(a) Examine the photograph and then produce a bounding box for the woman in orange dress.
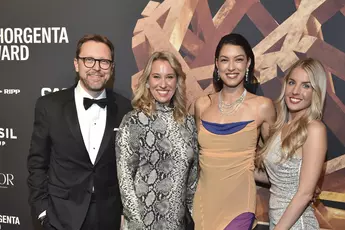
[192,33,276,230]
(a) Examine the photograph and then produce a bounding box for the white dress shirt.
[39,82,107,219]
[75,81,107,164]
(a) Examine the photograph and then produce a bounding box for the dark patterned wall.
[0,0,344,229]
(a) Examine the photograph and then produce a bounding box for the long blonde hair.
[257,58,327,166]
[132,51,187,122]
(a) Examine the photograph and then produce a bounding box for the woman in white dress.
[256,58,327,229]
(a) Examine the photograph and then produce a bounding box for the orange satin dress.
[193,120,258,230]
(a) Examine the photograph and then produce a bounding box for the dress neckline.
[155,101,174,113]
[201,119,255,126]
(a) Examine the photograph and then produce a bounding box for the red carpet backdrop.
[0,0,345,229]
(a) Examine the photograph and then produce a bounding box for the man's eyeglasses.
[77,56,113,70]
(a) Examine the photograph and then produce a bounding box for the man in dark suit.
[27,34,131,230]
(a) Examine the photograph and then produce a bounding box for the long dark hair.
[213,33,258,93]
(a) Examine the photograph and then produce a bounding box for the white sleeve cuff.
[38,210,46,219]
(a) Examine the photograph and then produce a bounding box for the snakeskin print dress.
[116,104,198,230]
[264,133,319,230]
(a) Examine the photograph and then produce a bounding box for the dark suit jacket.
[27,86,131,230]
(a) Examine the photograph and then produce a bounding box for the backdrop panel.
[130,0,345,229]
[0,0,344,230]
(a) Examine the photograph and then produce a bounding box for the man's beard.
[79,70,107,92]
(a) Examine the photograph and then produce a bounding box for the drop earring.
[217,70,220,81]
[245,69,249,82]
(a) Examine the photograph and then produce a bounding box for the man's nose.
[93,60,101,70]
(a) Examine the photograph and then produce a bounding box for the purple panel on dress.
[224,212,255,230]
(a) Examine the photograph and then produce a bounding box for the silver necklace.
[218,89,247,115]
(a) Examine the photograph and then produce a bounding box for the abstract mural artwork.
[131,1,345,229]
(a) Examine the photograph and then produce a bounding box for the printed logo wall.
[0,128,17,147]
[0,25,70,230]
[0,171,20,230]
[0,173,20,229]
[0,173,15,189]
[0,215,21,229]
[0,0,146,229]
[1,0,345,230]
[0,27,68,61]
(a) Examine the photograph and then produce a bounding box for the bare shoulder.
[307,120,326,134]
[303,120,327,158]
[195,94,212,111]
[258,96,274,110]
[248,95,276,126]
[248,95,274,112]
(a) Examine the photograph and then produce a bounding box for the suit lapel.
[63,88,89,155]
[94,90,117,165]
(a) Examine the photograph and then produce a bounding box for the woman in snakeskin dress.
[116,51,198,230]
[257,58,327,229]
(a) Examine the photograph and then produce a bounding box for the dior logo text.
[0,128,17,139]
[0,173,14,188]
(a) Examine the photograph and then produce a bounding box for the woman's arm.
[194,96,211,131]
[186,116,199,214]
[255,97,276,184]
[254,168,270,184]
[258,97,276,142]
[274,121,327,230]
[116,113,143,228]
[194,98,202,130]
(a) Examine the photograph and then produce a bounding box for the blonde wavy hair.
[257,58,327,167]
[132,51,187,123]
